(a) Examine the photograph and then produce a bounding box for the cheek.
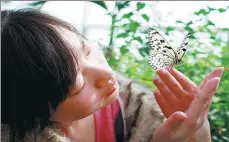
[73,93,98,107]
[75,87,104,106]
[61,92,102,118]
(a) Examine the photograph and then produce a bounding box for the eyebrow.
[71,27,87,51]
[73,32,85,52]
[80,38,85,51]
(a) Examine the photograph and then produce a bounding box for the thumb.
[202,77,220,95]
[199,67,224,90]
[157,111,187,137]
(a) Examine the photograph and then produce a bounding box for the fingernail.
[218,67,224,77]
[210,77,220,90]
[165,66,172,72]
[175,111,187,120]
[153,77,160,84]
[157,68,166,75]
[154,90,163,101]
[156,68,161,74]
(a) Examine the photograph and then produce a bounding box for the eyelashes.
[77,81,85,94]
[86,48,91,56]
[71,73,85,96]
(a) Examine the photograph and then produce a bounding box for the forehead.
[54,26,83,51]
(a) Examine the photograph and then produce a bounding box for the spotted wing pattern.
[176,33,190,60]
[148,28,190,70]
[148,28,176,70]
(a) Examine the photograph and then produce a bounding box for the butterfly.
[148,28,190,70]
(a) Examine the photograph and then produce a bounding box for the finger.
[156,68,188,99]
[153,77,177,105]
[199,67,224,90]
[154,90,174,118]
[174,78,220,138]
[165,67,198,93]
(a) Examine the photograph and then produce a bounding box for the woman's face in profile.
[50,27,119,123]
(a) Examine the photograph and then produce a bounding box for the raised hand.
[153,67,224,118]
[151,67,223,142]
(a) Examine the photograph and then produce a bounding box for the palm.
[152,67,223,142]
[153,67,223,118]
[159,90,196,118]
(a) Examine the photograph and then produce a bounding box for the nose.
[82,63,114,88]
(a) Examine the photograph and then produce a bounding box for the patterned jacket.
[1,72,165,142]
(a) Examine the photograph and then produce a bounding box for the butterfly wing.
[176,33,190,60]
[148,52,174,70]
[148,28,176,70]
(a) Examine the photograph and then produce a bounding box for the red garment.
[94,99,120,142]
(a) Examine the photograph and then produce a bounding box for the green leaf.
[133,36,143,43]
[215,120,225,126]
[28,1,47,9]
[120,46,129,54]
[210,36,216,40]
[194,9,208,15]
[176,20,184,24]
[218,8,226,13]
[184,26,194,34]
[190,34,197,39]
[139,47,149,56]
[123,12,133,19]
[136,2,145,11]
[117,1,130,11]
[221,28,229,32]
[129,21,140,32]
[117,33,128,38]
[91,1,107,10]
[207,6,216,12]
[28,1,46,6]
[187,21,193,26]
[142,14,149,22]
[165,26,174,35]
[207,20,215,26]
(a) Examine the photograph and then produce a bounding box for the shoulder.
[115,71,165,142]
[115,71,163,115]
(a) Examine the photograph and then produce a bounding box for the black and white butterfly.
[148,28,190,70]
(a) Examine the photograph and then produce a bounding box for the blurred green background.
[2,1,229,141]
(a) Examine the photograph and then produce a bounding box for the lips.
[106,81,117,96]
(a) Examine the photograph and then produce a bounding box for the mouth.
[106,80,117,96]
[104,75,118,96]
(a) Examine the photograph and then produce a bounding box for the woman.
[1,9,224,142]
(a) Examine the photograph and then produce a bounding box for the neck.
[53,114,95,141]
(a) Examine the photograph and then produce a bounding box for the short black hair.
[2,9,83,141]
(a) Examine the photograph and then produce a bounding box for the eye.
[86,48,91,56]
[77,74,85,92]
[82,41,91,56]
[70,73,85,96]
[76,83,84,94]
